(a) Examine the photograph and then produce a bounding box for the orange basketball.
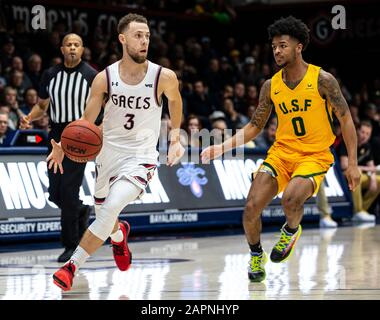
[61,119,102,163]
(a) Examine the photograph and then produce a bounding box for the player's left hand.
[345,164,361,191]
[167,141,185,167]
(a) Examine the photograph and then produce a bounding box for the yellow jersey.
[269,64,335,154]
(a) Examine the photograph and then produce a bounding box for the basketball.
[61,119,102,162]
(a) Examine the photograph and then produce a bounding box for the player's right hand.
[201,144,224,164]
[46,139,65,174]
[19,114,32,129]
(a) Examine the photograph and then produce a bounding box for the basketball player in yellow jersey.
[201,16,361,282]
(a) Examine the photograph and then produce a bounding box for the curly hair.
[268,16,310,51]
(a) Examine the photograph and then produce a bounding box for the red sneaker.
[53,261,76,291]
[111,221,132,271]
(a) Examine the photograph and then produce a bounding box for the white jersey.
[103,60,163,161]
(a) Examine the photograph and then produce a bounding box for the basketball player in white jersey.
[47,14,185,291]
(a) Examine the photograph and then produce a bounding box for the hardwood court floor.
[0,223,379,300]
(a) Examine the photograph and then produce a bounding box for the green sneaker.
[248,251,268,282]
[270,223,302,263]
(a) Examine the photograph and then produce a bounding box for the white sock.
[68,246,90,273]
[110,228,124,243]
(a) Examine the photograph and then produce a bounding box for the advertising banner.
[0,151,351,239]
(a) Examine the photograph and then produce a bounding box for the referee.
[20,34,98,262]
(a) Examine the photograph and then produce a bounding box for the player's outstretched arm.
[201,80,272,163]
[318,70,361,190]
[161,68,185,166]
[81,71,107,124]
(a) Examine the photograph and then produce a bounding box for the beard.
[126,45,147,64]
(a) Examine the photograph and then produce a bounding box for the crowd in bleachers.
[1,20,380,151]
[1,12,380,217]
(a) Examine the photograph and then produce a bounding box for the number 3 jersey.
[269,64,336,154]
[103,60,163,162]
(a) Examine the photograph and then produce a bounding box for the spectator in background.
[233,81,247,114]
[219,56,235,87]
[210,111,230,145]
[0,111,15,146]
[187,80,215,126]
[26,54,43,89]
[339,121,378,222]
[204,58,223,95]
[247,105,256,119]
[32,111,50,133]
[1,35,16,70]
[229,49,242,74]
[222,98,249,130]
[82,47,95,69]
[180,114,203,148]
[2,86,24,130]
[239,56,258,86]
[246,84,259,107]
[0,61,7,90]
[20,88,38,115]
[254,117,277,150]
[8,70,30,103]
[222,84,234,100]
[363,103,380,138]
[349,104,360,128]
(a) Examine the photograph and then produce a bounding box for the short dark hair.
[268,16,310,51]
[359,120,373,129]
[117,13,148,34]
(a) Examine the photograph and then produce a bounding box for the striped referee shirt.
[38,61,97,124]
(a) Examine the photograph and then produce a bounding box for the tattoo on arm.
[318,70,349,118]
[250,80,272,129]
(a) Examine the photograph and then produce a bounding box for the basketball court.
[1,223,379,300]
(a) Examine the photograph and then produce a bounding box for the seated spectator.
[0,61,7,90]
[1,86,25,130]
[349,104,360,128]
[233,81,247,114]
[246,84,258,107]
[254,117,277,150]
[210,114,230,145]
[1,35,16,71]
[339,121,379,222]
[239,56,259,86]
[222,98,249,130]
[26,54,42,89]
[0,111,15,146]
[32,111,50,133]
[363,103,380,137]
[204,58,223,95]
[20,88,38,115]
[247,105,256,119]
[187,80,216,127]
[180,114,203,148]
[8,70,30,103]
[219,56,235,87]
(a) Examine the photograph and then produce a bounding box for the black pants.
[48,123,88,249]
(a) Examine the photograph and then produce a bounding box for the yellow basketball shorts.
[257,146,334,195]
